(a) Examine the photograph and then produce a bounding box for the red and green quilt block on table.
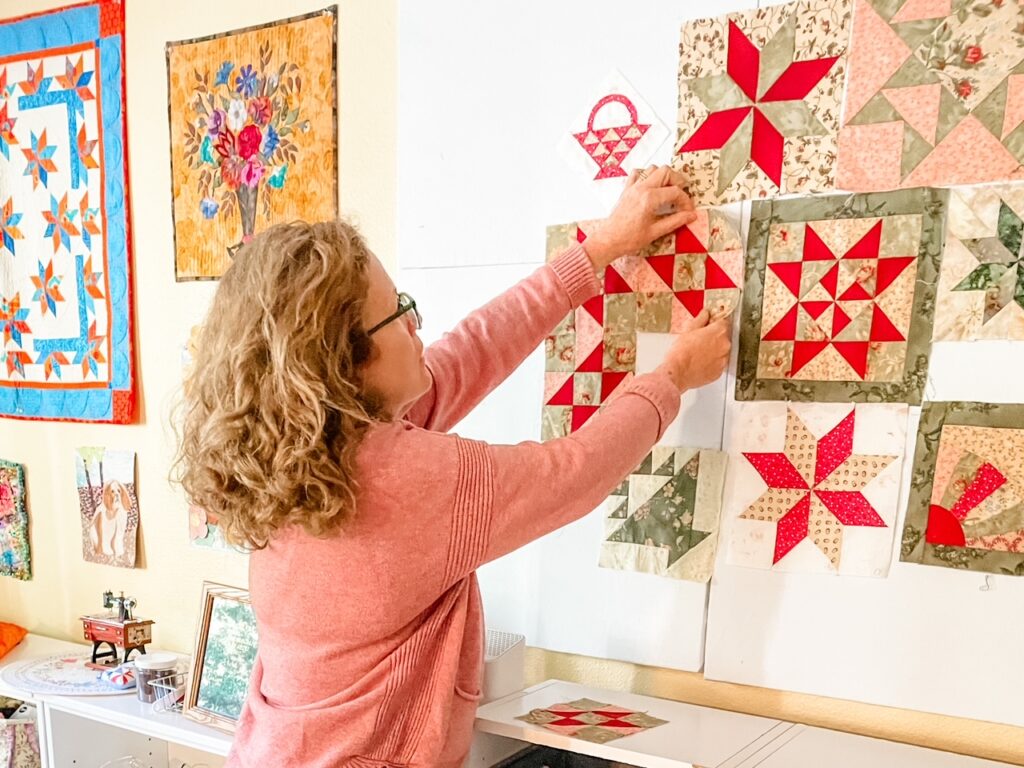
[542,210,742,440]
[902,402,1024,576]
[599,446,728,583]
[675,0,853,205]
[515,698,668,745]
[736,188,945,405]
[838,0,1024,191]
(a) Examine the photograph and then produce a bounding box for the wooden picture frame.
[183,582,258,732]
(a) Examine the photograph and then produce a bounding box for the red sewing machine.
[80,590,154,668]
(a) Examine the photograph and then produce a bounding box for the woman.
[178,166,731,767]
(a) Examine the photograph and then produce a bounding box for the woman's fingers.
[651,208,698,240]
[624,168,644,189]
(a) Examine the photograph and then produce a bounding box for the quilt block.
[736,188,945,404]
[838,0,1024,190]
[675,0,853,205]
[542,210,742,439]
[902,402,1024,576]
[0,1,134,422]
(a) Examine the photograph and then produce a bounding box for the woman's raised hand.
[583,165,698,272]
[656,309,732,393]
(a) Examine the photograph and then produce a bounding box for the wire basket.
[148,669,187,714]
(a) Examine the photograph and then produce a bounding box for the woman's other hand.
[656,309,732,393]
[584,165,698,271]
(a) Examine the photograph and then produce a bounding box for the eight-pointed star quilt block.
[725,401,908,577]
[902,402,1024,577]
[542,210,743,440]
[737,188,945,404]
[675,0,853,205]
[839,0,1024,190]
[599,446,728,583]
[0,1,135,422]
[934,183,1024,341]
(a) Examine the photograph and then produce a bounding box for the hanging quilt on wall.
[675,0,853,205]
[557,70,669,206]
[599,446,727,582]
[901,401,1024,576]
[934,183,1024,341]
[725,401,908,576]
[0,1,135,422]
[167,7,338,280]
[838,0,1024,190]
[0,459,30,580]
[75,447,138,568]
[542,210,743,440]
[735,188,945,405]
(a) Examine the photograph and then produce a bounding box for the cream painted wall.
[2,2,1023,766]
[0,0,396,655]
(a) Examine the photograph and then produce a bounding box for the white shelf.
[474,680,792,768]
[0,634,232,757]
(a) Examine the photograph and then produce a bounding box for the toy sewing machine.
[80,590,155,668]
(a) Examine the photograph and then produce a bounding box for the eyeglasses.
[366,292,422,336]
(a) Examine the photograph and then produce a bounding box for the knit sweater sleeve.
[367,370,682,588]
[404,244,600,433]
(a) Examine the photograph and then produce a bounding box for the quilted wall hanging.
[934,182,1024,341]
[838,0,1024,191]
[725,401,908,576]
[902,401,1024,577]
[0,0,135,422]
[675,0,853,205]
[166,7,338,280]
[542,209,743,440]
[599,446,728,582]
[736,187,946,405]
[0,459,30,580]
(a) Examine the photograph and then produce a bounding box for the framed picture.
[183,582,259,732]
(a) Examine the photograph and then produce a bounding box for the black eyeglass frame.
[366,292,422,336]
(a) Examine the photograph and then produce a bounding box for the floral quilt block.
[675,0,853,205]
[542,210,742,439]
[599,446,727,582]
[0,459,30,580]
[934,183,1024,341]
[902,402,1024,576]
[0,1,135,422]
[736,188,945,404]
[725,402,908,576]
[167,7,338,280]
[516,698,668,744]
[838,0,1024,190]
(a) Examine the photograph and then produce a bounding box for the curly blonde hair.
[175,220,382,549]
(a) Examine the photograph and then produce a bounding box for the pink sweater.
[226,244,681,767]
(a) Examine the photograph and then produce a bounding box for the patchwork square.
[516,698,668,744]
[838,0,1024,190]
[0,459,30,580]
[934,183,1024,341]
[599,446,727,582]
[543,209,742,439]
[902,402,1024,576]
[726,401,908,576]
[0,1,135,422]
[736,188,945,404]
[675,0,853,205]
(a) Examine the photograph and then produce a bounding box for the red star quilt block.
[675,0,853,205]
[902,402,1024,577]
[726,402,907,576]
[516,698,668,744]
[542,210,742,440]
[934,183,1024,341]
[736,189,945,405]
[838,0,1024,191]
